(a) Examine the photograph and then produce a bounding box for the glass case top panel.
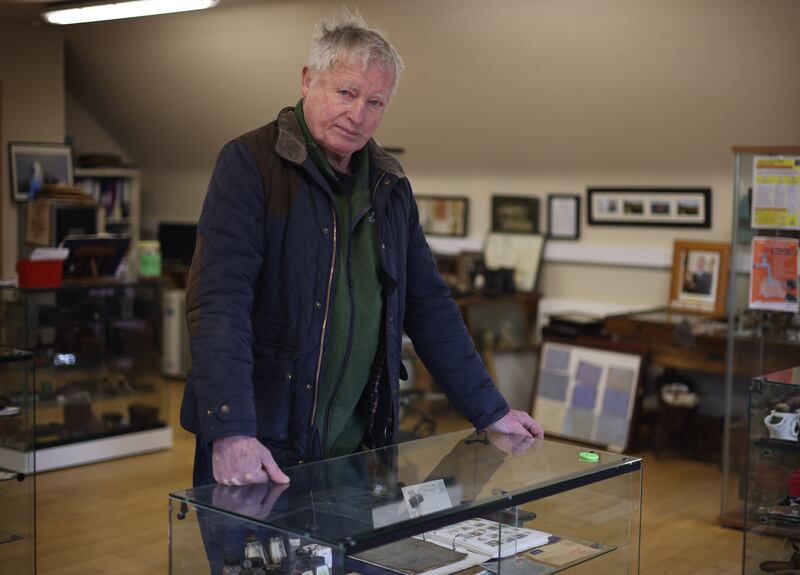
[759,366,800,386]
[171,429,640,550]
[0,348,33,364]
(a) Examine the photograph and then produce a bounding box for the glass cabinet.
[0,282,171,472]
[720,146,800,528]
[744,367,800,573]
[0,348,36,574]
[170,429,642,574]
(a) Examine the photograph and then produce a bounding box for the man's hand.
[487,410,544,439]
[212,435,290,485]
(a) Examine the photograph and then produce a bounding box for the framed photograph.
[669,240,730,317]
[416,195,468,237]
[9,141,73,202]
[587,187,711,228]
[491,195,540,234]
[483,232,545,292]
[547,194,580,240]
[531,338,646,453]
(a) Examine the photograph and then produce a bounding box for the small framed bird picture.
[8,141,73,202]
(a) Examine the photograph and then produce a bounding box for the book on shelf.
[74,177,131,219]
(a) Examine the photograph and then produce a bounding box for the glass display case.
[720,146,800,528]
[170,429,642,574]
[0,348,36,574]
[743,367,800,573]
[0,282,171,472]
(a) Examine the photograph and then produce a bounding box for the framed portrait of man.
[669,240,730,317]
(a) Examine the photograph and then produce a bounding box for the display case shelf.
[170,429,642,574]
[752,438,800,454]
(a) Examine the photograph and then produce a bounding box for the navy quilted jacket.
[180,108,509,467]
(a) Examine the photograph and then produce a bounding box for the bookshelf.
[73,167,141,243]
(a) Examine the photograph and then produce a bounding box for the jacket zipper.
[309,205,337,430]
[372,172,397,441]
[321,198,355,452]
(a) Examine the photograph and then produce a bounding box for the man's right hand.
[212,435,290,485]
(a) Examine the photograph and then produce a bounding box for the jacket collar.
[275,107,405,179]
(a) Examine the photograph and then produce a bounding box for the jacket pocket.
[252,356,295,442]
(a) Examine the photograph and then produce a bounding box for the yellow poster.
[752,156,800,229]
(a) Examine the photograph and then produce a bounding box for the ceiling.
[5,0,800,177]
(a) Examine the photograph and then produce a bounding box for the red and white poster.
[749,237,799,312]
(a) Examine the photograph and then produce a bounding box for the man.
[182,11,543,488]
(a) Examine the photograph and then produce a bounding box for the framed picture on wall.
[531,339,646,453]
[8,141,74,202]
[491,195,540,234]
[587,187,711,228]
[416,195,469,237]
[483,232,545,292]
[547,194,580,240]
[668,239,730,317]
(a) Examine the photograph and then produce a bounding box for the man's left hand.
[487,410,544,439]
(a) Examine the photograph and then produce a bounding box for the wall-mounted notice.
[751,156,800,230]
[749,237,799,313]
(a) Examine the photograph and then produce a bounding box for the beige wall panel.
[0,22,64,277]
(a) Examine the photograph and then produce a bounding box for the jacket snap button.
[381,243,386,250]
[286,373,293,380]
[306,384,311,390]
[322,226,329,234]
[298,459,304,464]
[220,405,230,414]
[206,409,213,416]
[314,301,322,309]
[383,179,390,185]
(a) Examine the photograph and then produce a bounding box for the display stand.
[169,429,642,574]
[719,146,800,528]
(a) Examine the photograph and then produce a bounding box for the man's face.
[301,59,394,170]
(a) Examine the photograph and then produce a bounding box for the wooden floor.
[34,380,742,574]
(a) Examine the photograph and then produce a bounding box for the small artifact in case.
[128,403,160,427]
[64,401,93,432]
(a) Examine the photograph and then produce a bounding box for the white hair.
[307,8,405,95]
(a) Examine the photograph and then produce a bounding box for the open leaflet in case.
[169,429,641,574]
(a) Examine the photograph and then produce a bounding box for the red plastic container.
[16,259,63,289]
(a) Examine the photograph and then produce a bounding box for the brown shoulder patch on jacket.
[238,121,304,218]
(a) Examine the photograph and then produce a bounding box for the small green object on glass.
[579,451,599,462]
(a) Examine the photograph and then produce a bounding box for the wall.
[65,92,132,162]
[0,22,64,277]
[60,0,800,310]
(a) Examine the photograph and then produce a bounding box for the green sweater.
[295,100,384,457]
